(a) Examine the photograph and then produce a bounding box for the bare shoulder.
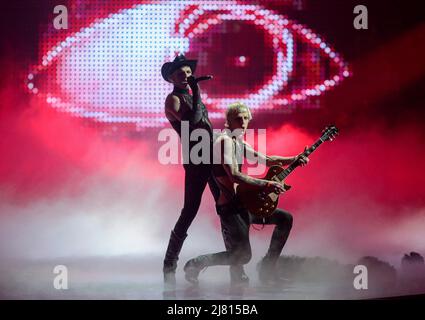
[165,94,181,121]
[165,94,180,110]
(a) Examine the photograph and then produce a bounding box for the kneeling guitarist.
[184,102,309,285]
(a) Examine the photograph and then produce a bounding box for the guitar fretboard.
[275,138,325,181]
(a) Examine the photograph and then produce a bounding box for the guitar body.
[236,166,292,218]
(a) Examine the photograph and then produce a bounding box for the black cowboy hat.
[161,55,197,82]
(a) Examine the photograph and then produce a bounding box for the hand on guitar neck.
[267,146,310,167]
[293,146,310,167]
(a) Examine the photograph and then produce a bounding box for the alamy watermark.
[353,264,368,290]
[53,265,69,290]
[353,5,368,30]
[158,121,268,175]
[53,5,68,30]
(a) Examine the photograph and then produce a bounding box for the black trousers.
[173,164,220,238]
[194,199,293,268]
[250,207,293,263]
[164,164,220,269]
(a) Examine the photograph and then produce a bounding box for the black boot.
[230,265,249,285]
[257,256,290,285]
[163,231,187,287]
[257,222,291,284]
[183,255,210,285]
[257,255,277,284]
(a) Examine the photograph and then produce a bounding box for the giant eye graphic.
[26,1,350,130]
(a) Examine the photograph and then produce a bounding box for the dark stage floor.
[1,256,421,300]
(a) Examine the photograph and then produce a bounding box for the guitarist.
[184,102,309,285]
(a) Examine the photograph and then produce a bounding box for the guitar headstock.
[321,125,339,142]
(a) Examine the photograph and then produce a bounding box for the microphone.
[195,75,213,82]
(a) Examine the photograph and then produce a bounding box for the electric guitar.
[236,125,338,218]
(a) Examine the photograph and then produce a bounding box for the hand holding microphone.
[187,75,213,91]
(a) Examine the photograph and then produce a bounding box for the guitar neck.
[275,137,325,181]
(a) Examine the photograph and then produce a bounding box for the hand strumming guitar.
[264,181,286,194]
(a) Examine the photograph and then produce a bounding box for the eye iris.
[187,20,274,98]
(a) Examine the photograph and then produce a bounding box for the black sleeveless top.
[168,86,213,165]
[168,87,212,135]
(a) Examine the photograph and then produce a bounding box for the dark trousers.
[194,200,293,268]
[173,164,220,238]
[210,203,252,266]
[250,208,293,264]
[164,164,220,269]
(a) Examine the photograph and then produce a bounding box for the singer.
[160,55,220,287]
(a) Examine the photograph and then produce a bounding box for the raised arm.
[180,75,203,125]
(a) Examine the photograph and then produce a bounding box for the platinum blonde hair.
[225,102,252,128]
